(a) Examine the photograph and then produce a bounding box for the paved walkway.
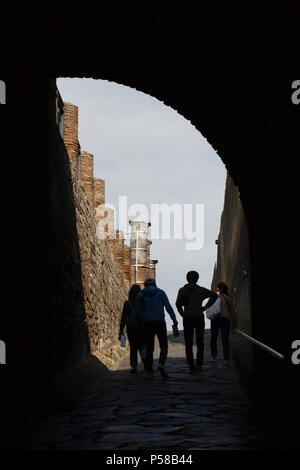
[30,331,265,450]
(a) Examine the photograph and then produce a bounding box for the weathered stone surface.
[71,171,128,353]
[211,173,253,392]
[48,91,130,407]
[30,332,266,450]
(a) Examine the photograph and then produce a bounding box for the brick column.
[63,102,79,174]
[94,178,105,210]
[107,230,125,274]
[123,246,131,290]
[149,259,158,281]
[80,151,94,209]
[129,221,151,287]
[95,206,115,238]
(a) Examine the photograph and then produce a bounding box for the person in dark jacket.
[119,284,147,374]
[176,271,218,375]
[135,278,178,378]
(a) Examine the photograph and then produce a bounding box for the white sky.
[57,78,227,331]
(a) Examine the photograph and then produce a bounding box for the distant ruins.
[57,87,158,290]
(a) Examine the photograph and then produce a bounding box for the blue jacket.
[135,285,177,324]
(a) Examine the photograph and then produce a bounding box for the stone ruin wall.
[61,98,157,370]
[62,100,129,366]
[71,169,128,353]
[211,173,253,391]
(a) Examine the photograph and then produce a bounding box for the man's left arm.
[202,289,218,311]
[175,289,184,317]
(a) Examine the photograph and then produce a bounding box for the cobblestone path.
[30,331,265,450]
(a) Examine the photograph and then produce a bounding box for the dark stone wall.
[48,79,91,375]
[48,79,128,396]
[212,174,253,392]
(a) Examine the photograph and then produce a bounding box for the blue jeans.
[210,316,231,361]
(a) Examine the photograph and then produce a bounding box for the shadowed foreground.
[30,331,265,450]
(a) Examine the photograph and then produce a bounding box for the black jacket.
[120,299,143,332]
[176,283,218,318]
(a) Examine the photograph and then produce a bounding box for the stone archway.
[47,5,300,447]
[1,3,299,449]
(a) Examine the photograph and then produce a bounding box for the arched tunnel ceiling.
[46,4,298,226]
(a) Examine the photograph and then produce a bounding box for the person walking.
[119,284,147,374]
[176,271,218,375]
[135,278,178,378]
[210,282,237,368]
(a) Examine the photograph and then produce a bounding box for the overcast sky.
[57,78,227,330]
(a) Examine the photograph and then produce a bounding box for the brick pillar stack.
[107,230,125,274]
[103,208,115,236]
[149,259,158,281]
[95,206,115,238]
[62,98,157,293]
[94,178,105,210]
[63,102,79,174]
[123,246,131,290]
[80,151,94,209]
[129,221,151,287]
[130,263,146,286]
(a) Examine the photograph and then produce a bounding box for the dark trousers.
[143,321,168,371]
[210,316,231,361]
[127,328,147,369]
[183,315,205,369]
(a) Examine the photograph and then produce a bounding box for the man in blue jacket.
[136,277,178,378]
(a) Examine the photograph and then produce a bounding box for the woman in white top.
[210,282,237,367]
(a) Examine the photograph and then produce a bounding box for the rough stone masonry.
[55,88,159,394]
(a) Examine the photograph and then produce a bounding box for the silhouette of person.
[135,277,178,378]
[210,282,238,368]
[176,271,218,375]
[119,284,147,374]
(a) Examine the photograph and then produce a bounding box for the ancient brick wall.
[93,177,105,209]
[49,84,129,399]
[107,230,125,276]
[72,175,128,352]
[49,94,89,377]
[80,151,94,209]
[63,102,79,173]
[123,246,131,290]
[61,97,158,333]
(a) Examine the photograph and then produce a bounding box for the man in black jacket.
[176,271,218,375]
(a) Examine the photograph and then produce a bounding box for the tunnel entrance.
[56,76,230,334]
[43,77,260,449]
[1,3,298,451]
[45,59,298,448]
